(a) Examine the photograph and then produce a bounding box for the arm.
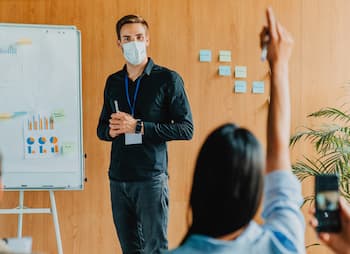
[143,73,193,142]
[107,73,193,142]
[97,77,114,141]
[262,7,305,253]
[265,7,293,173]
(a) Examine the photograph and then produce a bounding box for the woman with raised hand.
[166,7,305,254]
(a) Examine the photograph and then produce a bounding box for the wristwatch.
[135,119,142,134]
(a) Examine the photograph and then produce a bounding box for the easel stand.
[0,190,63,254]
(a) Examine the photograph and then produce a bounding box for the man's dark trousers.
[110,173,169,254]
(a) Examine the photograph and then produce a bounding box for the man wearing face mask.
[97,15,193,254]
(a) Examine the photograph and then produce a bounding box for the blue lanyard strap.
[124,74,142,117]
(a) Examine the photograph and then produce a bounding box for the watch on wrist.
[135,119,142,134]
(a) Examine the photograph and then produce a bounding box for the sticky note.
[219,50,232,62]
[218,66,231,76]
[16,39,32,45]
[0,112,26,119]
[52,109,65,121]
[235,66,247,78]
[234,81,247,93]
[199,49,212,62]
[13,112,27,117]
[62,143,75,155]
[252,81,265,94]
[0,113,12,119]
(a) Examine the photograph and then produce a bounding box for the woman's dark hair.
[116,14,149,40]
[187,123,264,238]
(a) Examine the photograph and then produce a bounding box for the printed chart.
[24,113,60,159]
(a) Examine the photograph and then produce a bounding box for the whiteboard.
[0,23,83,190]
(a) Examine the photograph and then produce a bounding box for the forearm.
[266,63,291,172]
[143,120,193,142]
[97,120,113,141]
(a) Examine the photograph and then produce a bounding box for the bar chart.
[24,113,60,159]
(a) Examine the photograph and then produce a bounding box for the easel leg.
[17,190,24,238]
[50,191,63,254]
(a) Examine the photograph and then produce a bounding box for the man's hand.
[109,112,137,138]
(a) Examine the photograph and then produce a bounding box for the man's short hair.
[116,14,149,40]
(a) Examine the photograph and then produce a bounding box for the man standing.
[97,15,193,254]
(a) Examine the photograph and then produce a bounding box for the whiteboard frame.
[0,23,84,191]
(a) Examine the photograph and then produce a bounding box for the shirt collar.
[122,57,154,77]
[143,57,154,75]
[186,221,263,247]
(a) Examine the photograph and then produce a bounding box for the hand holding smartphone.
[315,174,341,232]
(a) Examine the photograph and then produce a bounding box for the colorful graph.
[0,45,17,55]
[27,114,54,131]
[50,136,58,144]
[26,137,36,155]
[38,137,46,145]
[24,113,60,159]
[26,137,35,145]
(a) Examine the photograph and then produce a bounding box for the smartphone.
[315,174,341,232]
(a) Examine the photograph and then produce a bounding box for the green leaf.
[308,107,350,122]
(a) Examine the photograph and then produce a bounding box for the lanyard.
[124,74,141,117]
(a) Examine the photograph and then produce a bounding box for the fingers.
[339,197,350,218]
[109,129,119,138]
[110,112,129,120]
[266,7,277,40]
[319,233,331,243]
[260,27,269,48]
[109,111,136,135]
[318,232,344,254]
[309,217,318,228]
[308,206,319,229]
[276,22,294,45]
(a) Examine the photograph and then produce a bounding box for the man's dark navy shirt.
[97,58,193,181]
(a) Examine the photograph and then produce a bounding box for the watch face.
[136,120,142,133]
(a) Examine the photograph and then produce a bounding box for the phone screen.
[315,175,341,232]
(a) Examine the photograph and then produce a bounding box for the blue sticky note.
[252,81,265,94]
[234,81,247,93]
[13,112,27,117]
[199,49,212,62]
[218,66,231,76]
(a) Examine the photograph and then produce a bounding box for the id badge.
[125,133,142,145]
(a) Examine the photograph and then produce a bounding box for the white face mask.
[122,41,147,65]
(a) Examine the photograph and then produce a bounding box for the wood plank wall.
[1,1,350,253]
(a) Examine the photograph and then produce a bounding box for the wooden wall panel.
[0,1,348,253]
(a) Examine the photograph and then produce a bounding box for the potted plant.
[290,107,350,203]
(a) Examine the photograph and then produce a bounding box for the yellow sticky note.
[16,38,32,45]
[52,109,65,121]
[235,66,247,78]
[219,50,232,62]
[0,113,12,119]
[62,143,75,155]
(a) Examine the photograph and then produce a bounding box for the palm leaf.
[291,105,350,204]
[308,107,350,122]
[291,125,350,154]
[292,158,321,181]
[306,243,321,249]
[302,195,315,207]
